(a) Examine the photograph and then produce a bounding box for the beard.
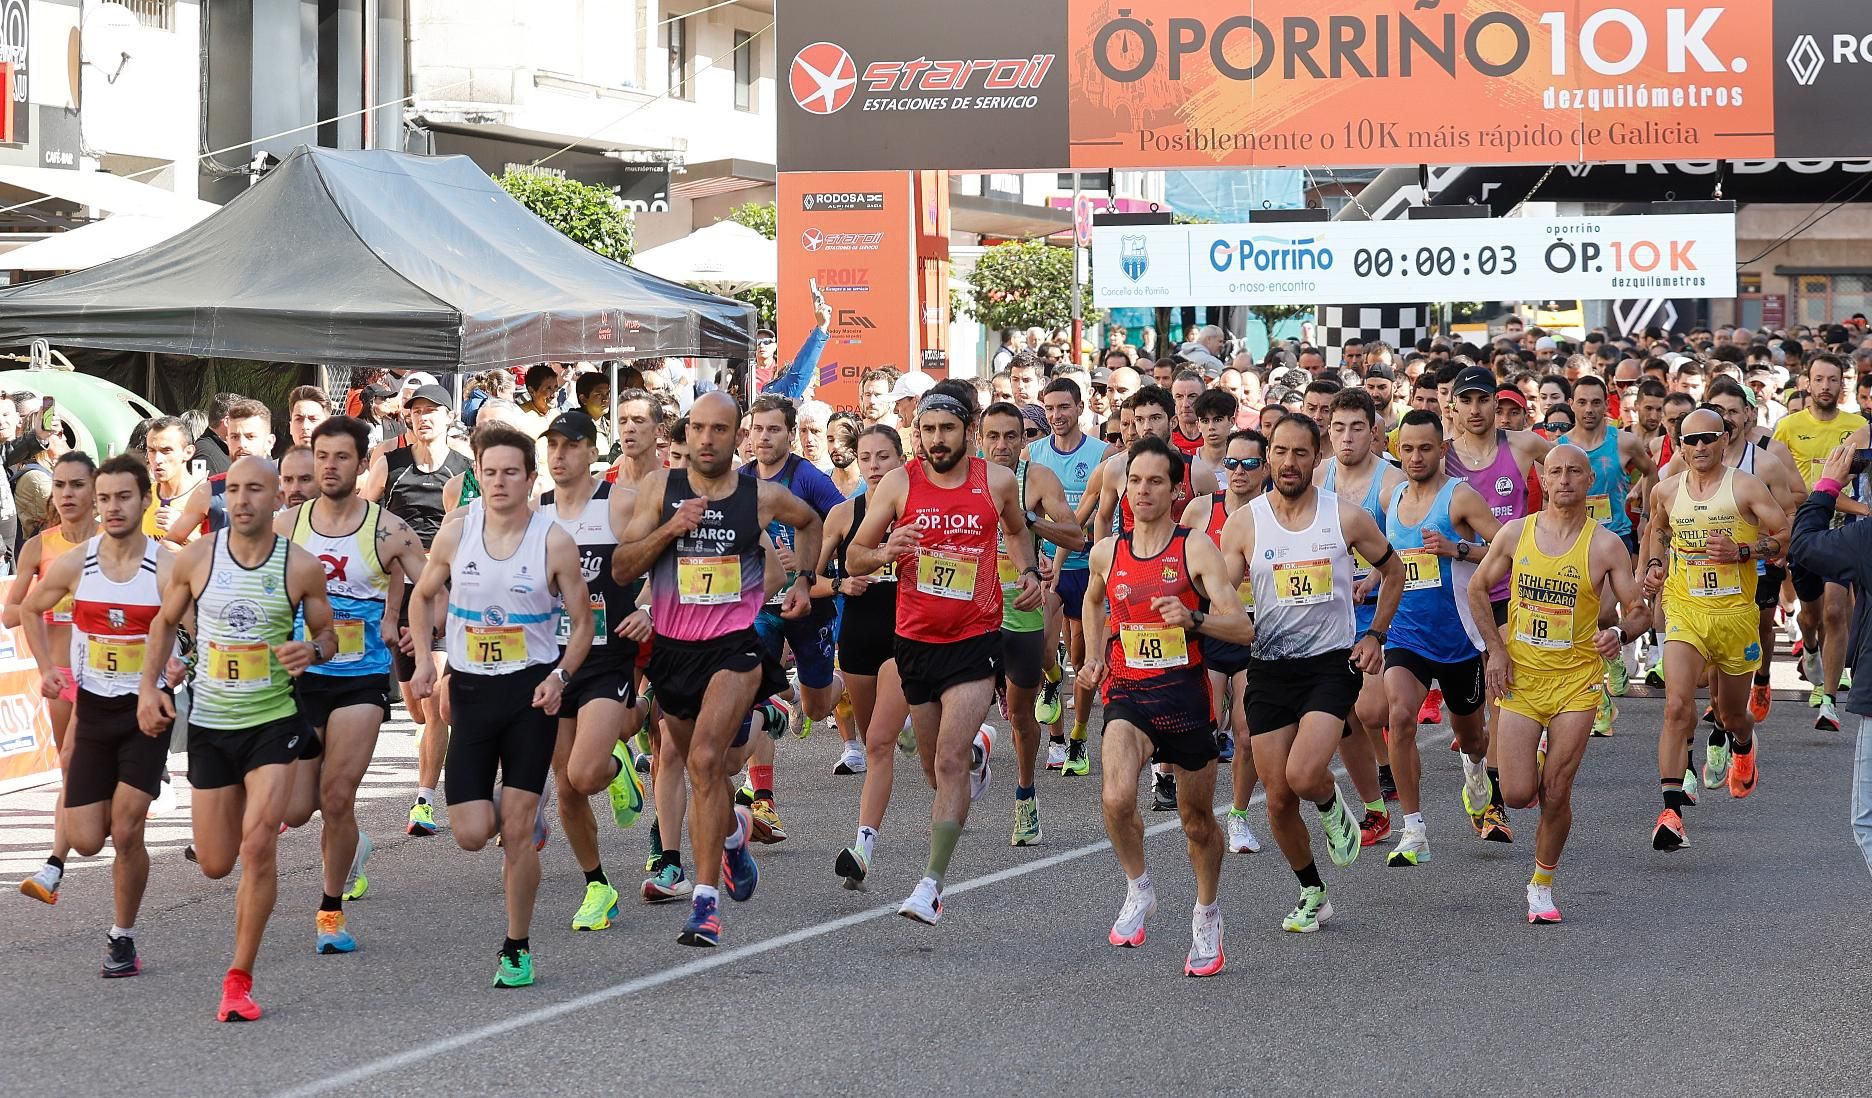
[830,451,855,469]
[1275,474,1310,499]
[927,447,964,474]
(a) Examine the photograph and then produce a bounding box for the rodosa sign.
[779,0,1868,171]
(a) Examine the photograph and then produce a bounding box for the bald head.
[225,455,281,537]
[686,390,743,477]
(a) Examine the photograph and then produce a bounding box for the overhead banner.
[1091,214,1738,308]
[779,0,1868,171]
[777,171,918,413]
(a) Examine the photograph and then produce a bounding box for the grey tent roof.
[0,146,755,370]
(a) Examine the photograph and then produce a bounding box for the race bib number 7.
[678,556,741,605]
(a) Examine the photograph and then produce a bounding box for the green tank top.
[190,533,298,729]
[999,460,1044,633]
[460,467,482,505]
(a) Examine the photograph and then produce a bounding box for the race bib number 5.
[1119,623,1188,669]
[1273,558,1333,606]
[85,635,146,681]
[916,550,977,601]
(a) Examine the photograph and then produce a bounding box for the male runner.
[363,383,471,836]
[1180,428,1268,854]
[612,391,823,947]
[1219,414,1402,932]
[8,452,98,904]
[1085,436,1254,975]
[980,401,1084,844]
[1029,377,1102,775]
[1445,366,1553,840]
[281,416,428,952]
[279,447,317,509]
[138,455,335,1021]
[406,423,592,987]
[1318,387,1405,845]
[1379,411,1504,866]
[1191,388,1237,472]
[137,416,199,538]
[1467,444,1652,923]
[1170,370,1207,455]
[1639,408,1787,850]
[538,411,650,932]
[22,456,170,975]
[166,398,278,542]
[848,381,1044,924]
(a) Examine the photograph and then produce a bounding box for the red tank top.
[1104,526,1205,685]
[1119,458,1194,533]
[895,457,1002,643]
[1202,493,1229,544]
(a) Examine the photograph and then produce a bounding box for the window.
[667,16,691,100]
[104,0,174,30]
[734,30,755,112]
[1792,274,1872,330]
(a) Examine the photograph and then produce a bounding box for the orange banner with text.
[0,626,59,790]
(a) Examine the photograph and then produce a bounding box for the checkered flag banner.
[1316,304,1430,368]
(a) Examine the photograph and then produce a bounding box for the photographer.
[1787,441,1872,875]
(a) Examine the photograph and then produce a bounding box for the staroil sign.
[779,0,1867,171]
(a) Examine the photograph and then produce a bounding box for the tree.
[964,240,1097,332]
[724,201,778,329]
[495,170,634,263]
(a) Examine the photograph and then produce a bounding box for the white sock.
[1404,811,1425,831]
[857,826,876,860]
[693,883,719,903]
[417,786,435,805]
[1129,871,1153,894]
[844,739,862,754]
[109,924,133,940]
[1193,900,1218,917]
[724,811,748,850]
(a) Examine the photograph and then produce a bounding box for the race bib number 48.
[1119,623,1189,669]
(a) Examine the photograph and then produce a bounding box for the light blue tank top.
[1322,458,1387,632]
[1027,434,1099,571]
[1385,477,1483,664]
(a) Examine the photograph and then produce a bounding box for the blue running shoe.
[678,893,721,948]
[721,808,759,902]
[315,910,356,954]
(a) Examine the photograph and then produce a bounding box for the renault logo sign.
[1787,34,1825,86]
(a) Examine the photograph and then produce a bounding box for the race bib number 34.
[1273,558,1333,606]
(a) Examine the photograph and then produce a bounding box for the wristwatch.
[1456,541,1471,561]
[1024,508,1042,526]
[1189,609,1207,629]
[794,571,818,587]
[551,667,571,686]
[1362,627,1388,645]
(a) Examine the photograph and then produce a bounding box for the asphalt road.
[3,656,1869,1097]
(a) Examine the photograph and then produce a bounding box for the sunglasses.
[1680,430,1724,447]
[1024,427,1044,439]
[1222,456,1265,471]
[1540,421,1572,433]
[1104,432,1122,443]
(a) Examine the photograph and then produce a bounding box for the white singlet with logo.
[1247,488,1357,661]
[444,502,561,676]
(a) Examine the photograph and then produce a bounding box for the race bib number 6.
[202,640,269,690]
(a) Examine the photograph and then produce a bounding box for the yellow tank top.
[1505,514,1601,679]
[35,526,81,624]
[1664,467,1758,608]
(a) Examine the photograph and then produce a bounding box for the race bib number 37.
[916,550,977,601]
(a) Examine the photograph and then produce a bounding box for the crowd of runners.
[5,313,1867,1015]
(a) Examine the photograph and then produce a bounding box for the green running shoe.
[1606,656,1629,697]
[572,881,620,932]
[1062,739,1090,777]
[1319,790,1361,868]
[1011,796,1042,847]
[1703,739,1731,788]
[1282,885,1333,933]
[406,801,439,837]
[494,947,534,988]
[1810,684,1827,709]
[342,833,372,902]
[897,720,917,756]
[607,742,645,830]
[1591,693,1617,737]
[1034,674,1063,726]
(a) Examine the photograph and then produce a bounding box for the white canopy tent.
[633,220,775,296]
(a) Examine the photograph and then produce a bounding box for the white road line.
[278,725,1442,1097]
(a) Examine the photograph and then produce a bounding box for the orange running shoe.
[1748,683,1771,723]
[1651,808,1687,852]
[217,969,262,1022]
[1728,744,1759,798]
[1480,804,1514,843]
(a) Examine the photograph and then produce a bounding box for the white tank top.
[1247,488,1357,660]
[69,537,164,698]
[445,503,561,675]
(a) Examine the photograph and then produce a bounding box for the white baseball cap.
[886,371,936,403]
[398,371,440,395]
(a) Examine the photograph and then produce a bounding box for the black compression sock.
[1731,735,1754,755]
[1296,862,1324,890]
[320,893,342,912]
[1754,670,1771,685]
[46,854,64,871]
[584,866,608,887]
[1663,784,1692,812]
[656,850,681,872]
[1314,791,1338,815]
[502,937,529,956]
[1378,764,1395,786]
[1487,767,1505,808]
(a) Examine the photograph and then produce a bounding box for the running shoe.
[1418,687,1445,725]
[571,881,620,931]
[1152,772,1178,812]
[898,876,943,925]
[18,862,61,904]
[679,894,721,947]
[722,809,759,901]
[1226,809,1261,854]
[1062,739,1089,777]
[1035,674,1064,725]
[1480,804,1514,843]
[101,934,140,979]
[1108,882,1157,947]
[970,726,995,802]
[1651,807,1688,851]
[1591,693,1616,737]
[607,742,645,829]
[1682,768,1700,807]
[315,910,357,954]
[1701,704,1718,726]
[1387,826,1430,867]
[897,719,917,756]
[150,777,177,818]
[1748,682,1772,723]
[1045,739,1067,771]
[1800,649,1820,684]
[735,784,756,808]
[835,844,870,890]
[1644,663,1665,688]
[1185,905,1225,977]
[1320,789,1361,867]
[342,833,372,902]
[1380,776,1399,804]
[1461,754,1492,822]
[834,741,867,775]
[642,861,692,903]
[1703,738,1731,790]
[1728,745,1758,798]
[1810,684,1828,709]
[1216,731,1235,763]
[1011,797,1042,847]
[1281,885,1333,933]
[1606,657,1629,698]
[218,970,263,1022]
[1843,667,1855,692]
[1817,697,1841,732]
[749,798,787,844]
[1359,808,1391,847]
[531,795,552,852]
[1526,883,1562,924]
[406,801,439,837]
[493,947,534,988]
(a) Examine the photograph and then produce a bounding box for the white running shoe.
[1225,809,1261,853]
[1046,740,1068,771]
[1461,753,1492,818]
[834,741,867,775]
[1526,882,1562,924]
[1185,904,1225,977]
[1818,698,1842,732]
[897,876,943,925]
[1108,882,1157,947]
[1387,825,1431,867]
[969,725,994,801]
[149,776,177,819]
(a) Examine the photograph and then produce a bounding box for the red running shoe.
[217,969,262,1022]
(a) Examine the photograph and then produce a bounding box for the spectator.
[191,391,237,478]
[287,385,333,449]
[858,366,900,427]
[991,328,1020,371]
[513,363,561,442]
[796,399,834,474]
[9,426,66,547]
[462,368,516,428]
[574,371,616,455]
[759,300,833,401]
[884,370,936,428]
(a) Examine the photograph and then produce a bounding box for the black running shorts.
[188,715,307,790]
[646,628,787,723]
[66,690,172,807]
[444,662,559,803]
[1384,647,1487,716]
[896,631,1000,707]
[1245,650,1360,737]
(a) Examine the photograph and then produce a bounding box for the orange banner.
[778,171,919,413]
[0,626,59,790]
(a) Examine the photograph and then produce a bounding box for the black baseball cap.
[1364,364,1397,382]
[545,410,599,443]
[1452,366,1497,397]
[406,384,452,411]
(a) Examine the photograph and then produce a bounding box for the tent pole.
[607,359,619,461]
